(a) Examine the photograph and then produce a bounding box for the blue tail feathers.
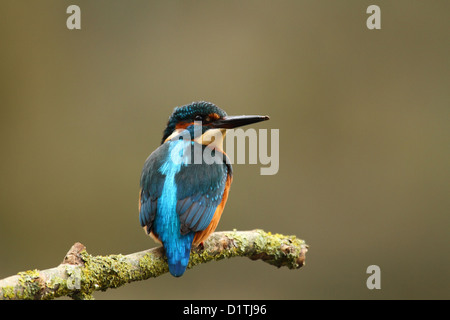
[153,140,196,277]
[164,232,195,277]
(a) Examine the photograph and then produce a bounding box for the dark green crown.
[161,101,227,144]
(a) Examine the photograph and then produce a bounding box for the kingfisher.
[139,101,269,277]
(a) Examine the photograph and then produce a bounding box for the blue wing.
[139,140,231,236]
[139,143,167,233]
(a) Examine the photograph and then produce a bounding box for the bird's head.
[161,101,269,148]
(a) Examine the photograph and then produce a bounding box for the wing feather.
[174,144,230,235]
[140,141,232,237]
[139,143,168,233]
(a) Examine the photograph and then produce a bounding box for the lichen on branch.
[0,229,308,300]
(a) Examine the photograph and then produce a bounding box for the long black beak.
[211,115,270,129]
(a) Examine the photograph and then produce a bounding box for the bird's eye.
[194,115,203,121]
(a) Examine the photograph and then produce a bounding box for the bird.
[139,101,269,277]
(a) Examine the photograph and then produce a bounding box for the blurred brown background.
[0,1,448,299]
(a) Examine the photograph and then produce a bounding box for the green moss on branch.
[0,229,308,300]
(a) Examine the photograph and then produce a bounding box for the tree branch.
[0,229,308,300]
